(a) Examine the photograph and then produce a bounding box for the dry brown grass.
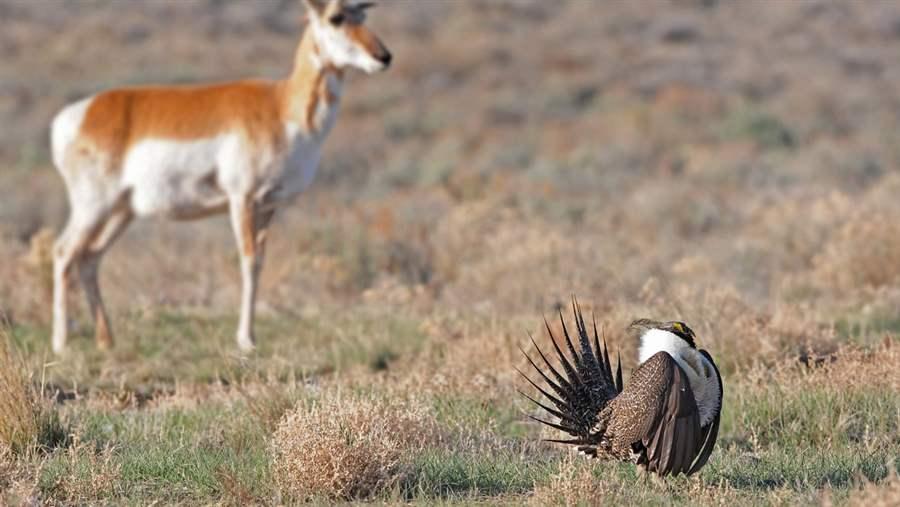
[271,392,439,501]
[531,456,609,506]
[0,443,14,492]
[531,457,836,507]
[0,444,41,505]
[0,329,41,453]
[40,439,120,504]
[240,381,304,433]
[843,469,900,507]
[729,343,900,451]
[813,212,900,292]
[741,342,899,394]
[0,329,67,492]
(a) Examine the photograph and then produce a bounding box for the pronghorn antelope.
[49,0,391,354]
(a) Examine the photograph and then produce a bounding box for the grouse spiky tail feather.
[517,298,622,449]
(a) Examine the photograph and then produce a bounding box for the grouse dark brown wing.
[687,349,723,475]
[636,352,703,477]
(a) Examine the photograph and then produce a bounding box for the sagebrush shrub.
[271,393,437,501]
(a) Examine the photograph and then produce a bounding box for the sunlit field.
[1,1,899,504]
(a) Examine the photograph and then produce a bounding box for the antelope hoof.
[237,335,256,353]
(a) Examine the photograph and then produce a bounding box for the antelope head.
[303,0,392,74]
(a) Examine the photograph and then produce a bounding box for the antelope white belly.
[123,136,231,219]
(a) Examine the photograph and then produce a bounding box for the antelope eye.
[329,13,345,26]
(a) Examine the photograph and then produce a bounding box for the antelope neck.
[280,29,345,134]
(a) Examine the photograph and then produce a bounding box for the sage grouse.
[519,302,723,477]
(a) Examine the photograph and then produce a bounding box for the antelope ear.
[303,0,328,15]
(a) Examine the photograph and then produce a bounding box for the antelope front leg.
[228,197,274,352]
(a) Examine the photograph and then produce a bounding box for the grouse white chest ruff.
[521,303,724,477]
[638,328,722,426]
[49,0,392,354]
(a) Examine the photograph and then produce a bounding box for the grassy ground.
[2,0,900,505]
[3,325,898,505]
